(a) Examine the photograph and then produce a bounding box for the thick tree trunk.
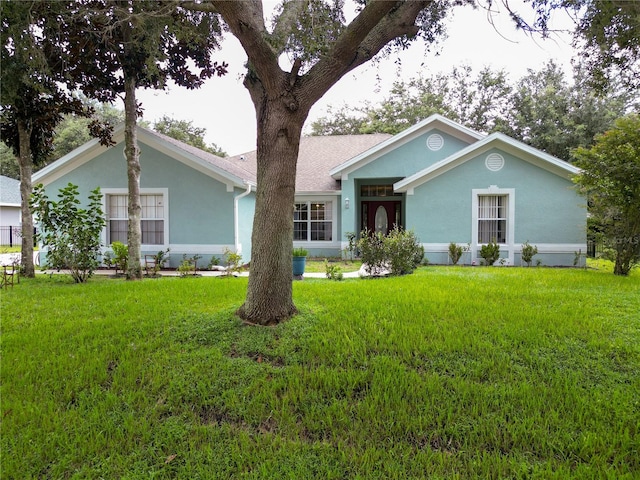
[123,76,142,280]
[210,0,431,325]
[17,120,35,278]
[237,93,307,325]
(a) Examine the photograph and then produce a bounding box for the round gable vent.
[426,133,444,151]
[485,153,505,171]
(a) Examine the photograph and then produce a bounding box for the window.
[107,193,165,245]
[360,184,401,197]
[294,201,333,241]
[477,195,507,244]
[108,194,128,244]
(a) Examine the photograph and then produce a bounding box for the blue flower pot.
[292,256,307,276]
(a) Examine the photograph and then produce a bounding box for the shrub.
[343,231,357,260]
[207,256,220,269]
[292,247,308,257]
[146,248,170,276]
[110,241,129,275]
[479,240,501,266]
[223,248,243,276]
[324,259,343,281]
[357,229,387,276]
[358,227,423,276]
[30,183,105,283]
[177,254,201,277]
[386,226,424,275]
[448,242,463,265]
[521,241,538,267]
[177,260,194,277]
[448,242,469,265]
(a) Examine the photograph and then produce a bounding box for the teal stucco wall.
[350,130,471,179]
[405,148,586,266]
[338,129,472,245]
[40,141,243,268]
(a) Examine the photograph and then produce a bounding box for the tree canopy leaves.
[573,114,640,275]
[496,0,640,91]
[153,115,227,157]
[310,61,635,160]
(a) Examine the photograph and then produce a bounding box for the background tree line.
[310,60,638,161]
[4,58,634,181]
[0,100,227,180]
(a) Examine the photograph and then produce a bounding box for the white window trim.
[472,186,515,264]
[102,188,169,249]
[293,196,338,246]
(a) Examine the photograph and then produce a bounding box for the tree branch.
[290,57,303,87]
[211,0,284,94]
[302,0,431,108]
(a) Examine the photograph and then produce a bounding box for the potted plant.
[292,247,308,278]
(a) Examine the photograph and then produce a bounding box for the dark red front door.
[362,201,402,235]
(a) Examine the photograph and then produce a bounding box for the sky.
[136,1,576,156]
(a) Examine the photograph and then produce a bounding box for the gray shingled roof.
[0,176,21,205]
[227,133,390,192]
[147,128,257,184]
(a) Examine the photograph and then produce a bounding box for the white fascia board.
[329,114,485,179]
[394,133,580,193]
[33,123,247,190]
[490,133,581,177]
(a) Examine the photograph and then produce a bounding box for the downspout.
[234,182,254,254]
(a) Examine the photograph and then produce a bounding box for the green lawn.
[304,257,362,273]
[1,266,638,479]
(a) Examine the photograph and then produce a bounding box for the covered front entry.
[361,200,402,235]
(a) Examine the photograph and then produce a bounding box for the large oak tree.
[181,0,464,324]
[179,0,638,325]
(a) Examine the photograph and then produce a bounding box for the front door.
[362,201,402,235]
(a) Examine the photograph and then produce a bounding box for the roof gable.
[394,132,580,194]
[33,124,255,189]
[329,114,484,179]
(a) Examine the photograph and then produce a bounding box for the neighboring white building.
[0,175,21,246]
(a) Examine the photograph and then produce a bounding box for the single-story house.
[32,114,586,267]
[0,175,22,247]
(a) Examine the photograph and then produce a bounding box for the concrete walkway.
[91,268,361,279]
[1,252,362,278]
[0,251,39,266]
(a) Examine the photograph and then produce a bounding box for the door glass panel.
[374,205,388,234]
[361,203,368,231]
